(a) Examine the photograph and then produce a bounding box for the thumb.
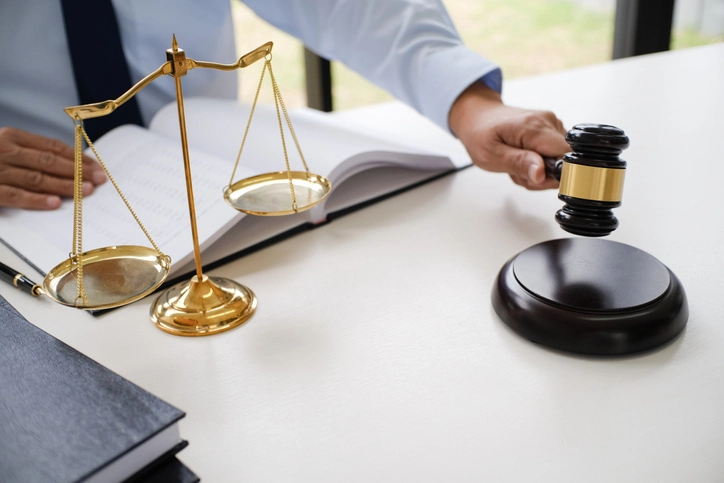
[501,145,547,184]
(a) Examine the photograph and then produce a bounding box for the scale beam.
[63,41,273,121]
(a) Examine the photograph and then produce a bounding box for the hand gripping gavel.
[545,124,629,237]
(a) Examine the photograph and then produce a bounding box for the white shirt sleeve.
[242,0,502,132]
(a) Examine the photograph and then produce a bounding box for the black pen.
[0,261,43,296]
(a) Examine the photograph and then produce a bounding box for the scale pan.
[43,245,170,310]
[224,170,331,216]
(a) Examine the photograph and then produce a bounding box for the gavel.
[491,122,688,356]
[544,124,629,237]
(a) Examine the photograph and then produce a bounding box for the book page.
[317,164,454,218]
[0,125,260,276]
[150,98,458,222]
[321,102,472,169]
[151,98,454,173]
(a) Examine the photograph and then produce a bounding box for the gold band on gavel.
[558,162,626,202]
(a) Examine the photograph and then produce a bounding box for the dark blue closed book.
[0,295,198,482]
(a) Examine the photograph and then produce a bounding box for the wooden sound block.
[491,238,688,355]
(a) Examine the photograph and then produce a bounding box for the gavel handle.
[544,157,563,181]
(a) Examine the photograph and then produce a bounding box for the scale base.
[150,275,257,336]
[491,238,688,355]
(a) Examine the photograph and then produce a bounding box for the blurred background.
[231,0,724,110]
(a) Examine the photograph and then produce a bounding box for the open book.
[0,98,470,284]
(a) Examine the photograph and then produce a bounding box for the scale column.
[166,35,203,279]
[149,36,257,336]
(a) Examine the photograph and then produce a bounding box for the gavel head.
[549,124,629,237]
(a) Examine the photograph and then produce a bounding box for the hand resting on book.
[0,127,106,210]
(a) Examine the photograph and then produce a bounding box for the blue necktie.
[60,0,144,141]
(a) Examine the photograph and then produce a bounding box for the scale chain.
[268,60,310,176]
[72,122,88,306]
[268,59,298,211]
[80,128,168,262]
[229,53,314,213]
[229,59,268,187]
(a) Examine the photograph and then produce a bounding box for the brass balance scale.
[42,37,331,336]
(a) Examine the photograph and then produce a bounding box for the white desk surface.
[2,43,723,482]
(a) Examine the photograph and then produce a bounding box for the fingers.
[1,128,105,184]
[500,145,561,190]
[0,127,106,209]
[498,111,570,160]
[509,172,561,191]
[0,163,95,197]
[478,110,567,189]
[0,185,62,210]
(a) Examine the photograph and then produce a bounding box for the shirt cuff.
[414,45,502,133]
